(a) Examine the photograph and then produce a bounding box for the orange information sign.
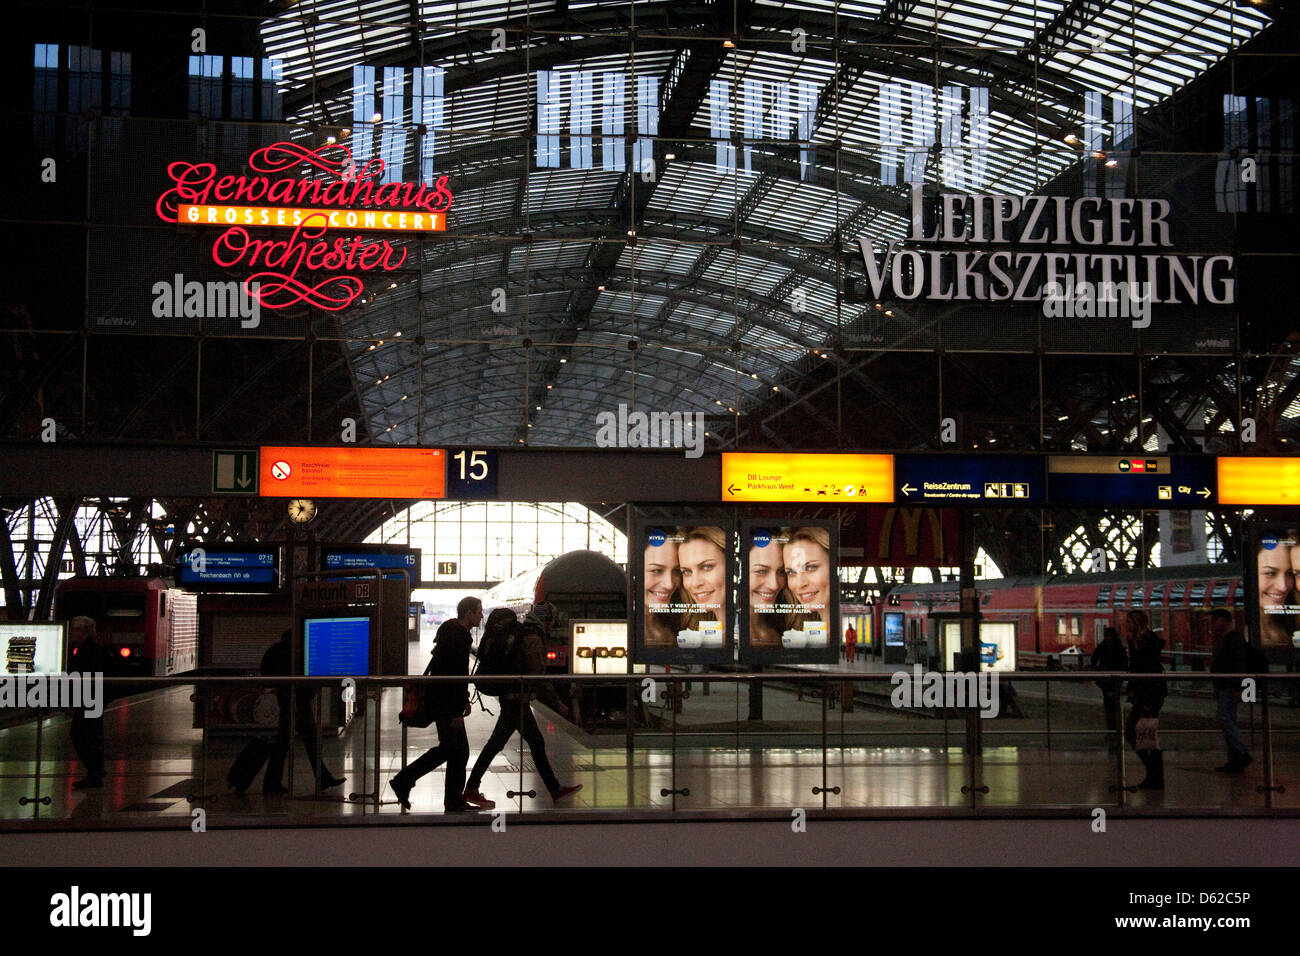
[1217,457,1300,506]
[722,453,893,503]
[260,447,446,499]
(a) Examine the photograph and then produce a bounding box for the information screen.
[175,547,279,591]
[321,546,420,582]
[1,623,66,675]
[303,617,371,676]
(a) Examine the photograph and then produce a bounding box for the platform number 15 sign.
[448,449,498,499]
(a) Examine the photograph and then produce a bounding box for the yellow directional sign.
[1218,457,1300,505]
[721,453,893,503]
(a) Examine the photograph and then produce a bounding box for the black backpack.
[474,628,526,698]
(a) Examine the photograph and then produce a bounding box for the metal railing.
[0,670,1295,826]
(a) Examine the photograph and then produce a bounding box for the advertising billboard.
[632,520,733,665]
[1246,517,1300,660]
[2,622,66,675]
[741,520,839,664]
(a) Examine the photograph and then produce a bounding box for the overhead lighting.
[372,112,382,123]
[394,330,401,336]
[1092,150,1107,161]
[559,358,567,363]
[535,405,541,410]
[750,373,758,379]
[1105,157,1118,168]
[664,152,676,160]
[723,39,735,48]
[547,384,553,389]
[626,229,636,237]
[597,284,606,291]
[325,135,336,144]
[1064,133,1080,146]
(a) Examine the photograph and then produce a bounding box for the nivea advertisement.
[633,520,733,665]
[741,519,839,665]
[1247,520,1300,660]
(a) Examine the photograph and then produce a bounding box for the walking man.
[1209,608,1254,773]
[390,596,482,812]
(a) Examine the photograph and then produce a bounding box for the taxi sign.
[721,453,893,503]
[259,447,446,499]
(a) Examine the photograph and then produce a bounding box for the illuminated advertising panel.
[571,620,638,675]
[260,446,445,498]
[741,519,839,665]
[1245,517,1300,660]
[632,519,733,665]
[883,612,905,647]
[1,623,66,675]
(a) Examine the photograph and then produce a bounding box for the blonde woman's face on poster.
[784,539,831,616]
[1258,546,1292,608]
[644,541,679,607]
[678,537,725,609]
[749,546,784,607]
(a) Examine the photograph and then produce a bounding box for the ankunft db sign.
[155,142,453,310]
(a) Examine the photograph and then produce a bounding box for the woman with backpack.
[464,605,583,808]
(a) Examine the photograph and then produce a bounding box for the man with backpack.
[1210,607,1259,774]
[390,596,482,812]
[463,604,582,808]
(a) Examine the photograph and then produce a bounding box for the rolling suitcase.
[226,737,272,795]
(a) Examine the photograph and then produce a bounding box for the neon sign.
[156,142,452,310]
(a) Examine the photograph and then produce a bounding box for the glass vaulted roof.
[260,0,1273,447]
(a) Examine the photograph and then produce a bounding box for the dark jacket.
[1091,637,1128,673]
[69,638,114,710]
[1210,628,1249,693]
[429,618,473,718]
[260,636,297,713]
[1127,630,1167,708]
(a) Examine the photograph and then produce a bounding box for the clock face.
[287,498,317,524]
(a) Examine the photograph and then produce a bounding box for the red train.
[54,577,199,676]
[879,564,1245,670]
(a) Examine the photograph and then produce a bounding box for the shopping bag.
[1135,715,1159,751]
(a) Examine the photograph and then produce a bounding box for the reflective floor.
[1,676,1295,824]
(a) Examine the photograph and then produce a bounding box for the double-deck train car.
[54,577,199,676]
[479,550,627,673]
[881,565,1245,670]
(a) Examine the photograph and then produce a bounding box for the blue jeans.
[1216,687,1250,760]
